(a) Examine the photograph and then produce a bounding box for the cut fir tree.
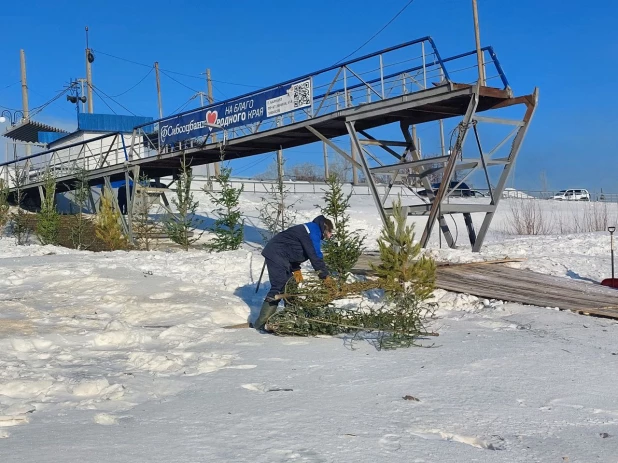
[267,197,437,349]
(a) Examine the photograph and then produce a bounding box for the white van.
[551,189,590,201]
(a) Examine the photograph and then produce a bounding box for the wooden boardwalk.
[353,255,618,319]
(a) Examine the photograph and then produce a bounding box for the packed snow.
[1,188,617,462]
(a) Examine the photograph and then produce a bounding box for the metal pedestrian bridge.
[0,36,537,251]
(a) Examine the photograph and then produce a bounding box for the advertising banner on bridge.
[158,79,312,145]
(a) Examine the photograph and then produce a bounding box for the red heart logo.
[206,110,218,125]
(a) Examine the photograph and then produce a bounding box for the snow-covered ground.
[1,191,618,462]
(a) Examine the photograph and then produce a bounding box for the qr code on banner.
[292,81,311,108]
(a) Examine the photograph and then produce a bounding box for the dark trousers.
[265,257,292,300]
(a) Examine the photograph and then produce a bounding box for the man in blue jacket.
[254,215,334,331]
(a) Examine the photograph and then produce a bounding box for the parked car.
[551,189,590,201]
[417,181,473,197]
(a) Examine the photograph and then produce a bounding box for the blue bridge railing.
[0,37,510,190]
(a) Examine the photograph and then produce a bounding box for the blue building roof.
[77,113,154,133]
[38,131,68,144]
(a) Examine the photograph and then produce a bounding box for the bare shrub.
[559,202,610,234]
[503,199,553,235]
[583,202,609,232]
[329,157,353,183]
[291,163,322,182]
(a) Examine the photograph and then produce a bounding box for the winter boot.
[253,298,278,331]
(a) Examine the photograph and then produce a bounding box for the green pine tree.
[257,158,298,242]
[36,171,60,245]
[164,155,204,251]
[132,174,164,251]
[0,179,10,231]
[70,167,93,250]
[9,164,31,245]
[205,163,244,252]
[320,174,365,280]
[96,187,129,251]
[372,197,435,300]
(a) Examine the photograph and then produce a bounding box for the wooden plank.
[351,254,618,319]
[437,268,617,308]
[443,265,618,303]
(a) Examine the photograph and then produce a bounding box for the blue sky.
[0,0,616,192]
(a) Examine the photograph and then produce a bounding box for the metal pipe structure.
[19,50,29,119]
[155,62,163,119]
[472,0,485,86]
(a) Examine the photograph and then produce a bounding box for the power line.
[159,69,201,94]
[0,103,23,111]
[0,81,20,91]
[90,83,136,116]
[92,49,151,69]
[164,69,260,88]
[92,48,260,88]
[212,83,228,100]
[30,88,76,116]
[170,94,198,115]
[234,153,272,175]
[90,85,118,115]
[335,0,415,64]
[30,87,72,117]
[110,67,154,98]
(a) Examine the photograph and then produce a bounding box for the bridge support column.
[420,87,480,248]
[345,121,387,227]
[472,89,539,251]
[400,121,456,248]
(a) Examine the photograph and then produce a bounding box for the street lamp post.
[0,110,25,126]
[0,110,26,162]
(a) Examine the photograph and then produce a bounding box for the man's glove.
[292,269,303,283]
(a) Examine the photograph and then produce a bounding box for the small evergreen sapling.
[0,179,10,231]
[96,186,129,251]
[205,163,244,251]
[36,171,60,245]
[164,156,204,251]
[70,167,92,250]
[132,175,162,251]
[257,158,298,242]
[9,165,31,245]
[372,197,435,300]
[320,174,365,280]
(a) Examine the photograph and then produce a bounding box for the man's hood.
[312,215,328,239]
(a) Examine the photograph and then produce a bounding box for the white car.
[551,189,590,201]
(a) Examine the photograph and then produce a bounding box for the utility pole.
[154,62,163,119]
[472,0,485,86]
[350,139,359,185]
[277,145,284,181]
[323,142,329,180]
[439,67,446,156]
[206,69,214,105]
[206,68,221,176]
[197,91,212,183]
[439,120,446,157]
[20,50,29,119]
[20,49,31,157]
[85,27,94,113]
[78,78,87,113]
